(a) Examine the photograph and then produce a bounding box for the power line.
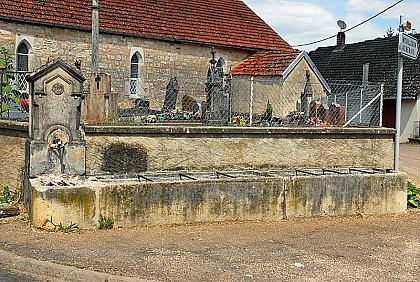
[291,0,404,48]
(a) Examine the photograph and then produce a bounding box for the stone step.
[408,138,420,144]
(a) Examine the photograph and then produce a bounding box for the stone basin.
[28,169,407,229]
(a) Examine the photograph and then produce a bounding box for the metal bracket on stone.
[70,92,85,99]
[0,204,19,218]
[35,91,46,98]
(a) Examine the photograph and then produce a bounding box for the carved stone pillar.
[26,59,86,176]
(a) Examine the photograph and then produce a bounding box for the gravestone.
[162,77,179,112]
[26,59,86,176]
[182,95,196,112]
[85,73,116,122]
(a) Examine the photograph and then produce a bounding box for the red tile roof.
[230,51,301,75]
[0,0,292,51]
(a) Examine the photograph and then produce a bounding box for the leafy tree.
[384,27,395,38]
[0,47,15,113]
[0,47,28,114]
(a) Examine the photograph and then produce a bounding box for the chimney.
[336,31,346,49]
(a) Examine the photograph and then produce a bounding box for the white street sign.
[398,33,419,60]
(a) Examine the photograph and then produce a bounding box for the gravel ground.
[0,210,420,282]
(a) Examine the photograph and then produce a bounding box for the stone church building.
[0,0,294,111]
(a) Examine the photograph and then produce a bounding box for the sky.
[242,0,420,51]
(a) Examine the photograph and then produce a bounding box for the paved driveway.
[400,143,420,187]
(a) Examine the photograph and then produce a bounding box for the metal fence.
[112,74,383,128]
[230,77,383,127]
[0,68,383,128]
[0,71,30,121]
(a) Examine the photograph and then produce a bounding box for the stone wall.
[84,126,395,175]
[0,121,396,194]
[0,120,28,193]
[0,20,252,110]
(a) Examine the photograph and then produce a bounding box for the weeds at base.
[98,216,114,230]
[44,216,79,233]
[53,261,86,269]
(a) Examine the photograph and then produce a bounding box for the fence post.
[249,76,254,126]
[0,72,2,118]
[359,87,363,123]
[380,84,384,127]
[345,91,348,122]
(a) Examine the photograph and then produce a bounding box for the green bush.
[407,181,420,208]
[0,187,16,203]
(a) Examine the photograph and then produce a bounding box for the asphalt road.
[0,267,41,282]
[400,143,420,187]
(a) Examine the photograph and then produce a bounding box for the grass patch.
[53,261,86,269]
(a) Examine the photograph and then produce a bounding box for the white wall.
[401,99,420,142]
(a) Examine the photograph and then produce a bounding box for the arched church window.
[130,52,143,95]
[16,41,31,94]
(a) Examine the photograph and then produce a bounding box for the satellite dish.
[337,20,347,30]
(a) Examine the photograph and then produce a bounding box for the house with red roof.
[230,50,330,118]
[0,0,293,112]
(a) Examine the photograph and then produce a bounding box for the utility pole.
[92,0,99,73]
[394,16,404,171]
[395,15,418,170]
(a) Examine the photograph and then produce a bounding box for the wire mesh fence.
[213,76,382,127]
[0,68,383,128]
[327,80,383,127]
[0,71,30,121]
[87,75,383,127]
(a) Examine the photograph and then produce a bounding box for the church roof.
[0,0,292,52]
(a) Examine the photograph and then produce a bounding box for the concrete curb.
[0,249,152,282]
